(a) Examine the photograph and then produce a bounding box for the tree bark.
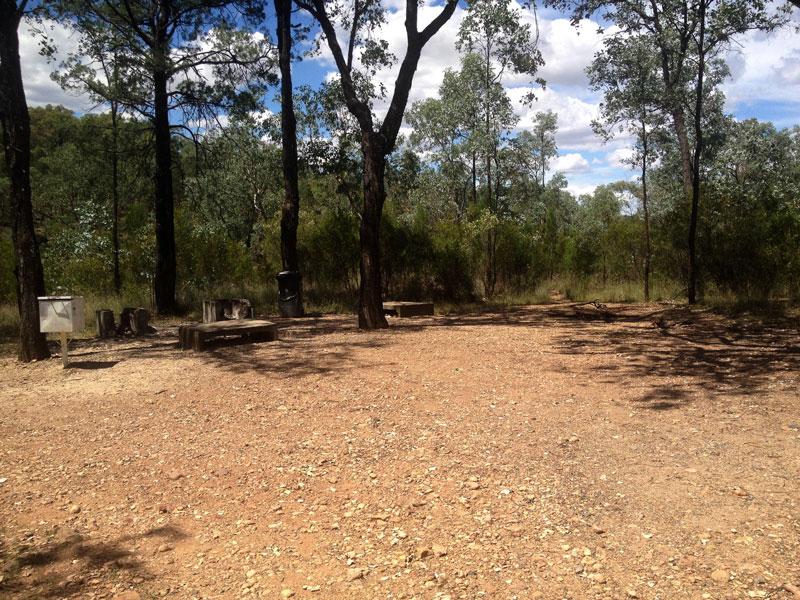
[641,123,651,302]
[110,100,121,294]
[687,0,707,305]
[276,0,300,273]
[299,0,456,329]
[359,132,389,328]
[0,2,50,362]
[152,63,177,314]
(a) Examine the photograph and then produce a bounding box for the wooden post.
[60,331,68,368]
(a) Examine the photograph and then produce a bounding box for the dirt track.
[1,303,799,600]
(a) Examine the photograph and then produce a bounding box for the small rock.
[112,592,141,600]
[784,583,800,598]
[591,524,606,534]
[167,471,183,481]
[415,547,432,560]
[281,589,295,598]
[711,569,728,583]
[157,544,173,553]
[68,504,81,514]
[245,569,257,578]
[432,544,448,557]
[346,567,366,581]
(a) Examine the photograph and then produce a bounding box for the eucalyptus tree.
[51,0,274,313]
[295,0,459,328]
[275,0,304,314]
[408,53,515,215]
[457,0,543,209]
[551,0,787,303]
[531,109,557,188]
[588,34,665,300]
[51,25,127,292]
[0,0,50,361]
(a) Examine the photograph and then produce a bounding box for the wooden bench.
[179,319,278,351]
[383,301,435,318]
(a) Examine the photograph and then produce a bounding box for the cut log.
[117,307,154,336]
[203,299,254,323]
[96,309,116,338]
[131,308,151,335]
[202,300,226,324]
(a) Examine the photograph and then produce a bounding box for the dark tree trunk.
[276,0,301,275]
[110,101,121,294]
[0,3,50,362]
[687,0,707,305]
[152,64,177,314]
[641,122,651,302]
[359,133,388,329]
[299,0,456,329]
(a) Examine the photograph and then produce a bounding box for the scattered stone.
[167,471,183,481]
[346,567,366,581]
[281,588,295,598]
[112,592,141,600]
[784,583,800,598]
[592,524,606,534]
[432,544,448,557]
[68,504,81,514]
[415,547,432,560]
[711,569,728,583]
[157,544,173,553]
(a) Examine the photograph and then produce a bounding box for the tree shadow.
[66,360,119,370]
[399,302,799,410]
[195,315,392,376]
[0,525,187,599]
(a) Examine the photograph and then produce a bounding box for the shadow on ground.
[0,525,187,599]
[41,305,799,407]
[422,303,800,409]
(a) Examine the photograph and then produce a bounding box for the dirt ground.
[1,302,799,600]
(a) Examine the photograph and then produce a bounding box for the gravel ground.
[1,303,799,600]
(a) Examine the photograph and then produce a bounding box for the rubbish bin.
[276,271,304,317]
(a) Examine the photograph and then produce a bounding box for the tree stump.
[203,299,253,323]
[131,308,151,335]
[96,309,116,338]
[117,307,153,336]
[203,300,226,324]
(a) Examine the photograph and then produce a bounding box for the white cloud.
[607,147,635,170]
[19,19,94,112]
[552,152,590,174]
[722,14,800,115]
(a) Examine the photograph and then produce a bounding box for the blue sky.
[19,2,800,197]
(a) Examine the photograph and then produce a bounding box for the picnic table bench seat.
[179,319,278,351]
[382,301,434,317]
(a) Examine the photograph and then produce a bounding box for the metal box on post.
[38,296,85,367]
[38,296,85,332]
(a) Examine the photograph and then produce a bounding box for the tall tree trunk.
[540,130,546,187]
[276,0,301,279]
[110,101,121,294]
[0,4,50,362]
[471,150,477,204]
[359,133,388,329]
[641,124,651,302]
[687,0,707,305]
[152,64,177,314]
